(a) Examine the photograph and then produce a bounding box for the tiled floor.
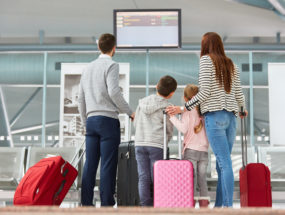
[85,201,285,209]
[207,201,285,209]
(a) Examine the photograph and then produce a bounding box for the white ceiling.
[0,0,285,42]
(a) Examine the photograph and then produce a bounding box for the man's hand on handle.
[130,112,135,121]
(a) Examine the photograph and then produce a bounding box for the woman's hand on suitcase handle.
[239,109,248,119]
[166,106,182,116]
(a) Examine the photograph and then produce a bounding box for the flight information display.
[114,9,181,48]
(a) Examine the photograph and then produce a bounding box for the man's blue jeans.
[135,146,163,206]
[81,116,120,206]
[204,110,236,207]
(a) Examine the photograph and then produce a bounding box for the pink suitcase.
[154,111,194,208]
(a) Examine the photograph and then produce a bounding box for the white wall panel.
[268,63,285,146]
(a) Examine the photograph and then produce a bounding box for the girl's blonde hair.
[184,84,203,134]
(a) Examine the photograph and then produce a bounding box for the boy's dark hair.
[157,75,177,97]
[98,33,116,54]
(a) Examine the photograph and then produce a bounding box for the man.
[78,33,134,206]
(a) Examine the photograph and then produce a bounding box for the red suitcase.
[153,112,194,208]
[239,108,272,207]
[14,143,85,206]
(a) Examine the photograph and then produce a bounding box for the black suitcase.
[117,119,140,206]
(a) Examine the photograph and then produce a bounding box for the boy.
[134,75,177,206]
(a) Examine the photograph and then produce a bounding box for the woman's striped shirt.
[185,55,245,116]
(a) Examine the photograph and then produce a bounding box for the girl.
[168,84,210,208]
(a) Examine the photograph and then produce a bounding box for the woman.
[166,32,247,207]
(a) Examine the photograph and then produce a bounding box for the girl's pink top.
[170,108,209,153]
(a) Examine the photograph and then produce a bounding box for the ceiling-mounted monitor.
[114,9,181,49]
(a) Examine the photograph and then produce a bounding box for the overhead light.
[268,0,285,15]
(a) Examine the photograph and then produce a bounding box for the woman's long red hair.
[201,32,234,93]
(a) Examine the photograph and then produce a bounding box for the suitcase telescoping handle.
[163,110,167,160]
[163,110,182,160]
[177,114,182,160]
[128,115,133,142]
[124,116,133,160]
[70,139,86,167]
[240,106,247,169]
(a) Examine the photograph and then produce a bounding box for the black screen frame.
[113,9,182,49]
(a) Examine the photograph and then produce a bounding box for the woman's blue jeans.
[204,110,236,207]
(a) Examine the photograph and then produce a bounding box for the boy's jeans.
[183,149,209,197]
[204,110,236,207]
[135,146,163,206]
